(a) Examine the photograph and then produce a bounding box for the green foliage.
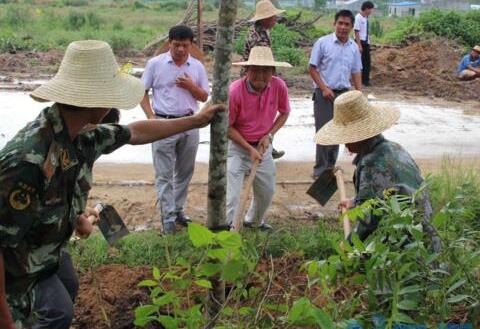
[306,179,480,325]
[1,5,31,27]
[62,0,88,6]
[65,10,86,30]
[109,35,133,51]
[382,9,480,46]
[134,224,259,328]
[369,19,384,38]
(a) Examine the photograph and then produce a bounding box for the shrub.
[65,11,86,30]
[62,0,88,6]
[112,20,124,31]
[110,35,133,51]
[86,11,102,29]
[275,47,307,66]
[2,5,31,27]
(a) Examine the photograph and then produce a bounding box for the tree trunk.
[205,0,238,324]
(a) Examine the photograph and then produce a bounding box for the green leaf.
[133,316,157,327]
[352,273,366,285]
[392,312,416,324]
[288,297,312,324]
[447,294,470,304]
[197,263,222,276]
[216,231,242,249]
[138,279,158,287]
[157,315,179,329]
[351,233,365,252]
[311,308,334,329]
[238,306,253,316]
[447,279,466,294]
[153,292,175,306]
[153,267,161,280]
[188,223,215,247]
[134,304,159,319]
[397,299,418,311]
[398,285,422,295]
[207,248,229,263]
[222,306,234,316]
[221,259,247,282]
[195,279,213,289]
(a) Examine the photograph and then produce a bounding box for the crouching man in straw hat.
[0,40,223,329]
[315,91,440,250]
[457,45,480,81]
[227,46,291,230]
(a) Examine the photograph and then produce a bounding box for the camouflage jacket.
[0,104,131,323]
[351,135,426,240]
[243,23,272,61]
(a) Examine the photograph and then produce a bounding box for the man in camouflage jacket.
[315,91,440,250]
[0,40,222,329]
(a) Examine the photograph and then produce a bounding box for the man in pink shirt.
[227,46,291,230]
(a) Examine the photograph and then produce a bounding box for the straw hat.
[315,91,400,145]
[31,40,144,110]
[249,0,285,22]
[232,46,292,67]
[473,45,480,53]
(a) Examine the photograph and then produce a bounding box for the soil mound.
[372,38,480,101]
[73,264,153,329]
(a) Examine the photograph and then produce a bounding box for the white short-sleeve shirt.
[354,13,369,43]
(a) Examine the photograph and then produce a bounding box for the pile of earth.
[371,38,480,101]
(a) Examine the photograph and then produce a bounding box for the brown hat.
[315,91,400,145]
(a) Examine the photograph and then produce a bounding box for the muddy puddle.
[1,91,479,162]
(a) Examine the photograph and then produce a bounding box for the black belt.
[155,112,193,119]
[248,141,260,147]
[332,88,349,93]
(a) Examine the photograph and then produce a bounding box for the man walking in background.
[308,10,362,179]
[355,1,375,87]
[141,25,210,234]
[243,0,286,160]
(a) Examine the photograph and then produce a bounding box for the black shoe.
[244,221,273,231]
[272,148,285,160]
[176,212,192,227]
[363,82,371,87]
[163,222,176,235]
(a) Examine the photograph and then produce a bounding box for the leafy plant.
[134,223,259,328]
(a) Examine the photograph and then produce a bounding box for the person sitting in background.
[315,91,440,251]
[457,45,480,80]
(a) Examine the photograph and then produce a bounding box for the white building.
[388,1,420,17]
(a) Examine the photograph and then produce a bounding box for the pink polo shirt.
[229,76,291,142]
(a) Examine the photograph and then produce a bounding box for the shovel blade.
[97,204,129,246]
[306,168,338,206]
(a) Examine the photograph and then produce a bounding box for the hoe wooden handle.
[335,168,352,239]
[233,144,265,231]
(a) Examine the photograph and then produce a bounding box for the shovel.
[88,203,130,245]
[307,167,351,238]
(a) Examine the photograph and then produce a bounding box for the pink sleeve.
[228,86,238,126]
[277,79,291,114]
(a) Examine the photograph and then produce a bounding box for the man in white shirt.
[141,25,210,234]
[354,1,374,87]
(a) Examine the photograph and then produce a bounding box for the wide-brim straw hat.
[31,40,144,110]
[232,46,292,68]
[249,0,285,22]
[315,91,400,145]
[473,45,480,53]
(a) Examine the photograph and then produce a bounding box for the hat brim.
[249,8,286,22]
[315,104,400,145]
[232,60,292,68]
[30,72,145,110]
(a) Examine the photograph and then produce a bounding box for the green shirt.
[0,104,131,322]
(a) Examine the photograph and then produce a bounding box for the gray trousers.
[313,88,346,177]
[31,251,78,329]
[152,129,199,224]
[226,142,276,225]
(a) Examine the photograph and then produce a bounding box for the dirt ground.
[2,38,479,101]
[88,159,480,233]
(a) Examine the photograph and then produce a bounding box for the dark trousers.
[313,88,346,177]
[31,251,79,329]
[361,41,371,85]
